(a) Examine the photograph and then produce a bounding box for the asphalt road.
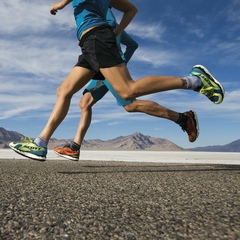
[1,159,240,239]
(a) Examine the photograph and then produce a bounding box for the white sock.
[184,76,202,90]
[34,136,48,148]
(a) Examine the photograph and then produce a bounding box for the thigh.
[104,80,135,106]
[100,63,134,96]
[59,66,95,96]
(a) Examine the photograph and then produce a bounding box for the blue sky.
[0,0,240,149]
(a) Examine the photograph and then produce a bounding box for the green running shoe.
[189,65,224,104]
[9,137,47,161]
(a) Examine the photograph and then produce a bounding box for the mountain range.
[188,139,240,152]
[0,127,239,152]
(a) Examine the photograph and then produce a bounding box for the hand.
[113,28,120,37]
[50,2,62,15]
[50,9,58,15]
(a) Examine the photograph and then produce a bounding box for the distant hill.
[1,127,239,152]
[0,127,24,148]
[188,139,240,152]
[0,127,183,151]
[79,132,184,151]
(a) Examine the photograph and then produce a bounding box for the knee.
[79,97,88,111]
[56,85,72,100]
[56,86,61,97]
[118,89,136,100]
[79,93,93,110]
[121,93,131,100]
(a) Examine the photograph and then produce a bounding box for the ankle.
[176,113,188,126]
[34,136,48,148]
[184,76,202,90]
[71,141,81,151]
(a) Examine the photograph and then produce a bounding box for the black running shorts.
[75,25,124,80]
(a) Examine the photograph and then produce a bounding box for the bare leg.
[100,63,187,100]
[123,99,199,142]
[72,97,179,147]
[73,92,95,145]
[124,99,180,122]
[39,67,94,141]
[73,92,180,146]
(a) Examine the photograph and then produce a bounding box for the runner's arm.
[120,31,138,63]
[50,0,72,15]
[110,0,138,36]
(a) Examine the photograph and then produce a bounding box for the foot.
[9,137,47,161]
[54,142,80,161]
[179,110,199,142]
[189,65,224,104]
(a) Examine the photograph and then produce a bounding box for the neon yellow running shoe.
[189,65,225,104]
[9,137,47,161]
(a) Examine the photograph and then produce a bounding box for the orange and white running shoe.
[54,142,80,161]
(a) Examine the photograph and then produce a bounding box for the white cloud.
[0,0,74,35]
[0,93,56,119]
[132,47,181,67]
[127,21,165,42]
[0,35,77,79]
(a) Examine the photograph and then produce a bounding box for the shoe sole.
[10,145,46,161]
[54,150,79,161]
[190,110,199,142]
[193,64,225,97]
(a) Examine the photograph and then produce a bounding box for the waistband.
[79,25,112,47]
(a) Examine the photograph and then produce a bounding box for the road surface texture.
[0,159,240,239]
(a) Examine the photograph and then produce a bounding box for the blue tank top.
[72,0,111,40]
[106,8,117,29]
[106,8,126,61]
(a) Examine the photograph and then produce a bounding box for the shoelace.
[199,86,214,97]
[21,136,34,143]
[58,141,73,148]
